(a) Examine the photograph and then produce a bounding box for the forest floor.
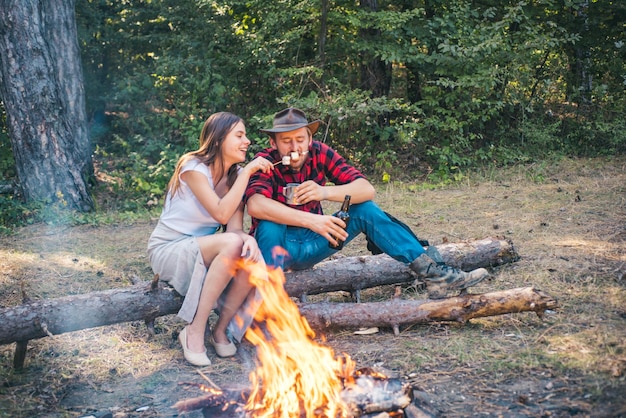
[0,157,625,418]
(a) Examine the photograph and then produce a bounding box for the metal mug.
[283,183,300,205]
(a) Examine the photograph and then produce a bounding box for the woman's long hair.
[166,112,242,201]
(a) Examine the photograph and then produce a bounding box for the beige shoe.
[178,327,211,366]
[209,334,237,358]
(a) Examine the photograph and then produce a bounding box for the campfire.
[174,253,419,417]
[244,254,355,417]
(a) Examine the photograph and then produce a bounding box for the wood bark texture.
[0,277,183,346]
[285,236,520,298]
[299,287,559,332]
[0,237,519,347]
[0,0,93,210]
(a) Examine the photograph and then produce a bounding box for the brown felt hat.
[260,108,321,136]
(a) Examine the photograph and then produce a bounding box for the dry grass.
[0,156,625,417]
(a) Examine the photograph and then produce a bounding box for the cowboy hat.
[260,107,321,136]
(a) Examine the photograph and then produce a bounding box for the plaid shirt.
[245,140,365,235]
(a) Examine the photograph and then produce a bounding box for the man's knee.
[349,200,380,214]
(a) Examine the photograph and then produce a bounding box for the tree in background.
[0,0,93,212]
[0,0,623,229]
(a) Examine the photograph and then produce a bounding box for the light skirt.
[147,220,262,342]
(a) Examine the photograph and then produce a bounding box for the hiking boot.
[409,253,490,299]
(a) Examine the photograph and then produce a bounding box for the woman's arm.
[183,157,272,225]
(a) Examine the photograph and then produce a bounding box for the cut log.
[299,287,559,333]
[0,275,183,346]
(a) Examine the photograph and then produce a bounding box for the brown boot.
[409,253,490,299]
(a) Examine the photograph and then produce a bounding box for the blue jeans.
[254,200,425,270]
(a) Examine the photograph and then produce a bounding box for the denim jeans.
[254,200,425,270]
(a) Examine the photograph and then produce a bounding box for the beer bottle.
[329,195,351,250]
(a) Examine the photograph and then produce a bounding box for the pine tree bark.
[358,0,392,98]
[0,0,93,211]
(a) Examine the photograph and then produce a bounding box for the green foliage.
[4,0,625,231]
[0,196,42,234]
[93,134,182,211]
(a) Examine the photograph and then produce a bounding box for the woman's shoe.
[178,327,211,366]
[208,334,237,358]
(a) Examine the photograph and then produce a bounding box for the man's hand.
[293,180,328,204]
[306,213,348,246]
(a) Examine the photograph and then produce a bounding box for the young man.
[244,107,490,298]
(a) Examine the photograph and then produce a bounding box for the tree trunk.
[406,62,423,103]
[573,0,592,105]
[0,0,94,211]
[358,0,392,98]
[318,0,329,73]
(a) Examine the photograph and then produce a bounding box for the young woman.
[148,112,273,366]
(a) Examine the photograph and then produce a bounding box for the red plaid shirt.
[244,141,365,235]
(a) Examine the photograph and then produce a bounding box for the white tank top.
[159,158,223,236]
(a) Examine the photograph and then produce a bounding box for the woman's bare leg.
[184,232,243,353]
[211,268,255,344]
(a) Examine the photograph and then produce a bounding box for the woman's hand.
[243,156,273,176]
[241,235,263,262]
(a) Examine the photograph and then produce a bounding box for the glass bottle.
[329,195,351,250]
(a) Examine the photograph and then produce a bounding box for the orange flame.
[238,254,356,418]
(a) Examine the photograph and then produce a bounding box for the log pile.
[0,237,539,370]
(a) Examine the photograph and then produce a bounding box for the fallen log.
[299,287,559,334]
[285,236,519,298]
[0,237,521,368]
[0,276,182,347]
[0,237,517,345]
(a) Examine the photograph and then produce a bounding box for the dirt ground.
[0,157,625,417]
